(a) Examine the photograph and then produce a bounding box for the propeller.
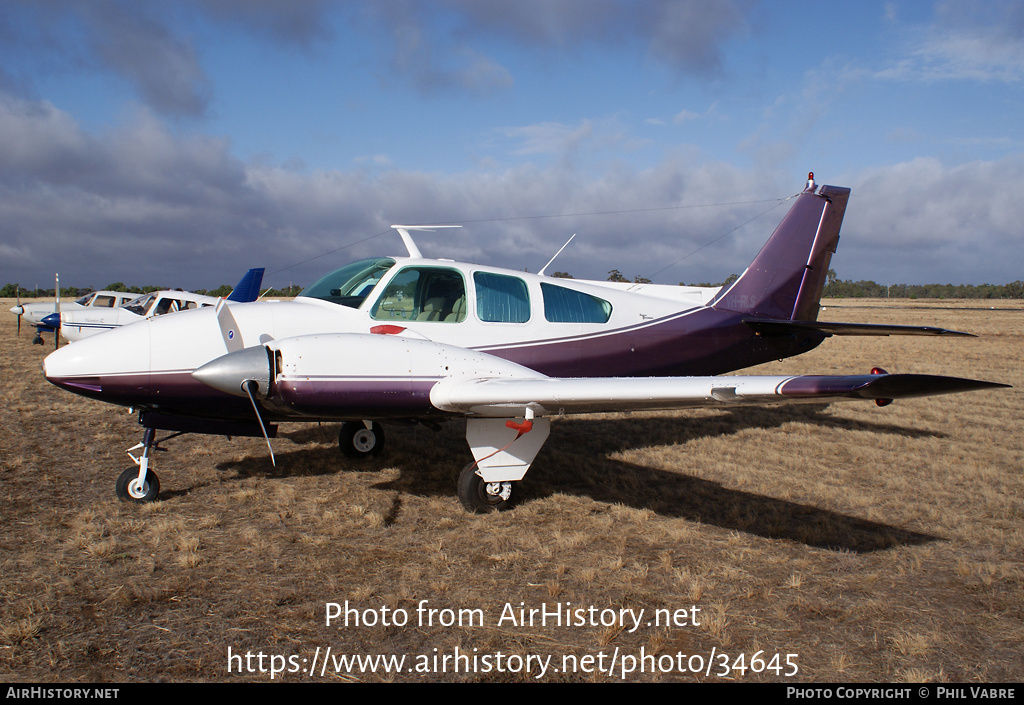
[215,298,244,353]
[210,299,274,465]
[244,380,276,467]
[15,286,21,336]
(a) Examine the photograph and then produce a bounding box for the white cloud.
[498,120,594,156]
[1,91,1018,291]
[877,3,1024,84]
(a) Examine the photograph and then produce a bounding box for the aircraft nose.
[41,312,60,328]
[43,320,152,397]
[10,305,24,315]
[192,345,271,398]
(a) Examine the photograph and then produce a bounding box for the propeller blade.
[16,286,20,336]
[215,299,244,353]
[244,380,275,467]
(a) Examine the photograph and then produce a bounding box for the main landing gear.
[338,421,386,458]
[336,419,523,513]
[457,462,515,513]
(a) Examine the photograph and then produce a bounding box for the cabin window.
[154,298,183,316]
[299,257,396,308]
[541,283,612,323]
[93,295,116,308]
[474,272,530,323]
[371,267,466,323]
[125,293,156,316]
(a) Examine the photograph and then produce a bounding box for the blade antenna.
[538,233,576,276]
[243,380,276,467]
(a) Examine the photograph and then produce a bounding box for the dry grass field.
[1,298,1021,683]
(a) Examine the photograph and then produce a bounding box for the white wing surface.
[430,373,1007,417]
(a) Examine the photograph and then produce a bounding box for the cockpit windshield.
[124,293,156,316]
[75,293,95,306]
[299,257,396,308]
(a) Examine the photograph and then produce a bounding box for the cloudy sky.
[1,0,1022,292]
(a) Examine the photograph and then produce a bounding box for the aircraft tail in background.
[227,268,265,303]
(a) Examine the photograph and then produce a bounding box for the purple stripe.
[278,378,440,418]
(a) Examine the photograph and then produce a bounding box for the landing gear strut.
[117,427,162,503]
[457,462,516,513]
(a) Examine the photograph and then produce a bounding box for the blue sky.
[1,0,1022,291]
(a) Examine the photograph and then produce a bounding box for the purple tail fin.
[711,181,850,321]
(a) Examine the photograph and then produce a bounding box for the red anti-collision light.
[870,366,893,406]
[370,325,406,335]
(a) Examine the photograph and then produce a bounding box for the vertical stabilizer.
[711,180,850,321]
[227,268,265,303]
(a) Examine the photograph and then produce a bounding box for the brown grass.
[1,298,1022,682]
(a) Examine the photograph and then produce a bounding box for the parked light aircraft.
[43,176,1008,512]
[49,268,265,342]
[11,290,137,344]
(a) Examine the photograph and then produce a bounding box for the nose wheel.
[117,427,163,503]
[116,466,160,503]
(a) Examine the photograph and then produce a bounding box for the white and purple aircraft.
[43,176,1008,512]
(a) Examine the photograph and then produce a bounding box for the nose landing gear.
[116,427,164,503]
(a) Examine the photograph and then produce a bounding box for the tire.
[457,462,515,513]
[338,422,385,458]
[115,467,160,503]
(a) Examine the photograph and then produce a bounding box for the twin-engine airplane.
[43,176,1008,513]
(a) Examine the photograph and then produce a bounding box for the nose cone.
[10,305,24,316]
[192,345,271,398]
[43,320,152,400]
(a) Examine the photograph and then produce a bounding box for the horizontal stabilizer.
[430,373,1008,417]
[742,318,975,338]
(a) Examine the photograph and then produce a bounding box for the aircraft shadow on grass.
[211,404,940,552]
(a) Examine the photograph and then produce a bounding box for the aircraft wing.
[429,372,1008,417]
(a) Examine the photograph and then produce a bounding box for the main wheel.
[338,422,385,458]
[115,467,160,503]
[457,462,516,513]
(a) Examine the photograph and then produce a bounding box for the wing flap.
[430,374,1007,417]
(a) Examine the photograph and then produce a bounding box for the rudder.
[711,179,850,321]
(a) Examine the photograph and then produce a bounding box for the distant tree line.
[4,274,1022,300]
[822,279,1024,299]
[678,269,1024,298]
[0,283,307,299]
